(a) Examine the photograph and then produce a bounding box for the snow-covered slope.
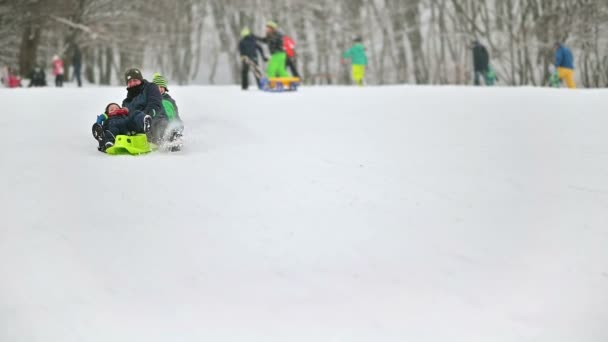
[1,85,607,342]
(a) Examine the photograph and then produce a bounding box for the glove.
[96,114,108,125]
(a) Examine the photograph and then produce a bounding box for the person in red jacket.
[8,72,22,88]
[284,35,300,78]
[2,67,21,88]
[52,55,65,87]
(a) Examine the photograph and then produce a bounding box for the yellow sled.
[265,77,301,91]
[105,134,152,155]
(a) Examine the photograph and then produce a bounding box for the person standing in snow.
[471,40,489,86]
[553,42,576,89]
[284,34,300,78]
[256,21,289,78]
[52,55,65,87]
[72,45,82,87]
[342,36,368,86]
[239,27,267,90]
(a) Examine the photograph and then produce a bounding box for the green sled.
[105,134,153,155]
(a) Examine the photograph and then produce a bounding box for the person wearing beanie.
[342,36,368,86]
[239,27,268,90]
[152,73,184,149]
[256,21,289,78]
[120,68,165,143]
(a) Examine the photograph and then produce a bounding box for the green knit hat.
[241,27,251,38]
[152,72,168,91]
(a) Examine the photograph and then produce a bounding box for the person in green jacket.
[256,21,289,78]
[342,36,368,86]
[152,73,184,150]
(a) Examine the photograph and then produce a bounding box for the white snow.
[1,85,607,342]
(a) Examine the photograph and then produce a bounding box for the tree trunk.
[19,25,41,77]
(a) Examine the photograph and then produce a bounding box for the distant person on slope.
[52,55,65,87]
[29,66,47,87]
[2,67,22,88]
[239,27,267,90]
[471,40,489,86]
[553,42,576,89]
[256,21,289,78]
[283,34,300,78]
[72,44,83,87]
[152,72,184,151]
[342,36,368,86]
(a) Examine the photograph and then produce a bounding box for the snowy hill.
[1,85,607,342]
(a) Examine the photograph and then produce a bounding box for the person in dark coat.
[72,45,82,87]
[122,68,165,141]
[28,66,47,87]
[239,27,267,90]
[471,40,489,86]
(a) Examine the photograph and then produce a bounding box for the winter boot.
[143,115,152,133]
[99,130,116,152]
[92,123,104,142]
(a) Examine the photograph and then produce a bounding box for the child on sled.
[92,102,132,152]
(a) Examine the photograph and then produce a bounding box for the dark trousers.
[127,112,147,133]
[55,74,64,87]
[241,60,261,90]
[104,117,130,143]
[286,57,300,78]
[474,70,487,86]
[73,65,82,87]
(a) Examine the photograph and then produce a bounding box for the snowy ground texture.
[1,85,608,342]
